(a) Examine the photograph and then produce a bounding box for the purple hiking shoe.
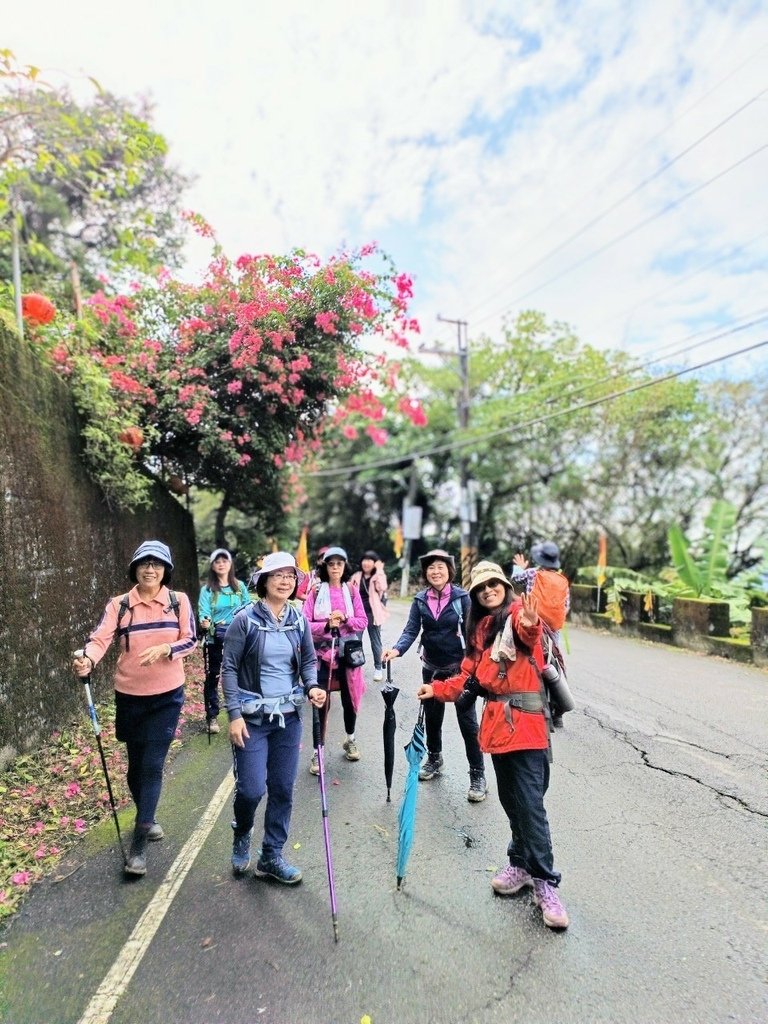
[491,863,533,895]
[533,879,570,929]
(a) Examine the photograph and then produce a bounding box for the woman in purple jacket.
[303,546,368,773]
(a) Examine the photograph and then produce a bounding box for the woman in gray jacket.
[221,552,325,884]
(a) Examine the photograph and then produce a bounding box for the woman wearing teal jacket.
[199,549,250,734]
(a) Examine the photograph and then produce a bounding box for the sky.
[5,0,768,376]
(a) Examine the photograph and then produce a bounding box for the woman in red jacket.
[417,560,569,930]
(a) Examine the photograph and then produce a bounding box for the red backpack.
[531,571,569,631]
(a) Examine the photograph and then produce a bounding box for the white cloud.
[4,0,768,376]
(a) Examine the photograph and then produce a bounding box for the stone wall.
[0,317,198,769]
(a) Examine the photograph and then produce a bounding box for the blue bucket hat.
[531,541,560,569]
[129,540,174,579]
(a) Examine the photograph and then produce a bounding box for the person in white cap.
[198,549,250,734]
[221,552,325,884]
[72,540,197,878]
[303,546,368,771]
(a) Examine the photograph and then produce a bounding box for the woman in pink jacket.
[71,541,196,878]
[303,546,368,773]
[350,550,389,682]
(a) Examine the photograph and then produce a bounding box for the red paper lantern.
[21,293,56,326]
[117,427,144,450]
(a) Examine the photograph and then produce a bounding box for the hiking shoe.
[533,879,570,929]
[418,752,443,781]
[309,752,320,775]
[552,714,564,729]
[124,830,149,877]
[467,768,488,802]
[373,668,383,682]
[135,818,164,842]
[207,718,220,735]
[231,829,252,875]
[491,863,532,895]
[254,855,303,885]
[343,739,361,761]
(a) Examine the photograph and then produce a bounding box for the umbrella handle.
[312,705,322,750]
[386,660,392,685]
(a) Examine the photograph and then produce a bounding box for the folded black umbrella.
[381,661,399,802]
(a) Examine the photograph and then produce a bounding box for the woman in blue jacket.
[382,549,487,802]
[221,552,325,884]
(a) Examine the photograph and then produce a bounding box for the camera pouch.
[343,638,366,669]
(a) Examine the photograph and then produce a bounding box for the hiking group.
[71,536,572,930]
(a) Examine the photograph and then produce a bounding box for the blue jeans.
[421,666,483,771]
[115,686,184,827]
[491,747,561,885]
[231,712,301,860]
[365,622,383,670]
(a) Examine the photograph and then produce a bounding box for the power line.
[589,230,768,337]
[307,336,768,478]
[472,310,768,415]
[473,141,768,328]
[465,86,768,321]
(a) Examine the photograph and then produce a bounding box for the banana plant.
[667,499,736,597]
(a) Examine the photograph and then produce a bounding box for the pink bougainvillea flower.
[65,782,81,798]
[365,425,389,446]
[342,425,358,440]
[73,819,87,833]
[11,871,32,886]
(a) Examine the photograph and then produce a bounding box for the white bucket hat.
[250,551,307,588]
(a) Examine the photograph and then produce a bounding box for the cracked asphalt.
[1,606,766,1024]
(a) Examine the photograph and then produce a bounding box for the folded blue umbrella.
[396,705,426,890]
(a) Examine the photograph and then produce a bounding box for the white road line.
[77,770,234,1024]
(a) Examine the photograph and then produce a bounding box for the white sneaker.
[373,669,383,682]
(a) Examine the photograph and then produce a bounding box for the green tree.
[305,311,715,576]
[0,51,188,302]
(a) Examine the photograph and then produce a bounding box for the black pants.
[421,666,484,771]
[491,747,560,885]
[115,686,184,827]
[317,659,356,737]
[203,636,223,720]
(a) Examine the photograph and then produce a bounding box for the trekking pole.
[313,704,339,943]
[73,649,128,865]
[202,636,212,745]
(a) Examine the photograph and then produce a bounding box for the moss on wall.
[0,319,198,768]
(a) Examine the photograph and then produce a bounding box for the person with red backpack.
[512,541,571,728]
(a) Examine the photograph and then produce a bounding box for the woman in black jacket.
[382,549,487,802]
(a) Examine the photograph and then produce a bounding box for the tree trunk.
[214,492,231,548]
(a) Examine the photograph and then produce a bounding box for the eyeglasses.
[269,572,297,582]
[138,559,165,569]
[476,581,503,591]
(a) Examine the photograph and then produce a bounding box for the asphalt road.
[1,602,766,1024]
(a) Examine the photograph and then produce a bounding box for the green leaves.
[668,525,703,595]
[667,500,737,597]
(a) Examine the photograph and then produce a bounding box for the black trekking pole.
[202,636,212,745]
[73,649,128,865]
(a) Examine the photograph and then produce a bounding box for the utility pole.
[424,315,477,587]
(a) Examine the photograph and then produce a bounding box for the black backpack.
[117,591,180,651]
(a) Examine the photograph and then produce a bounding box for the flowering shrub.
[27,233,424,516]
